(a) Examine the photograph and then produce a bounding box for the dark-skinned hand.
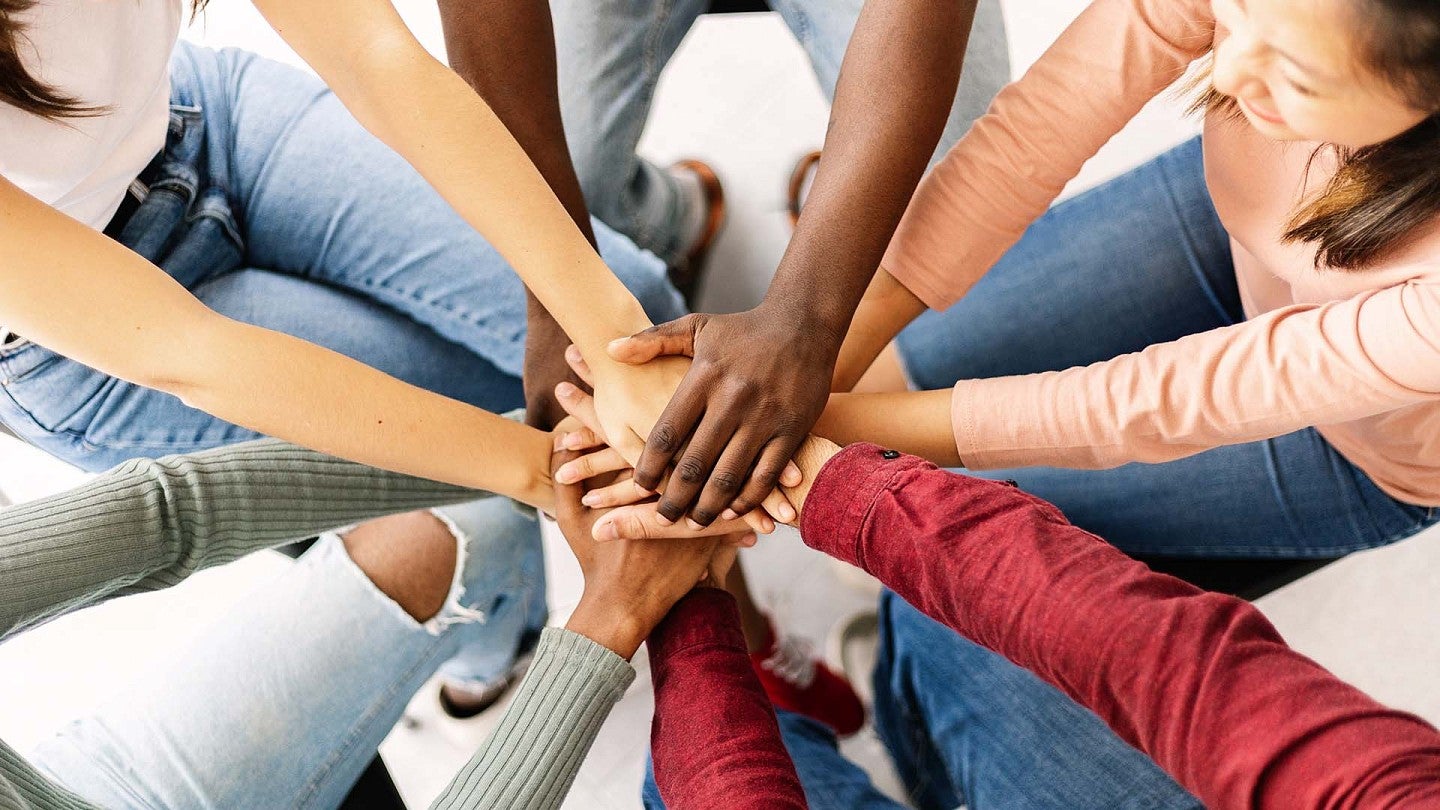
[606,304,834,527]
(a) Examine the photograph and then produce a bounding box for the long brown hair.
[1193,0,1440,270]
[1,0,207,119]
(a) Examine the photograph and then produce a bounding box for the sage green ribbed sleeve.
[0,438,478,642]
[430,628,636,810]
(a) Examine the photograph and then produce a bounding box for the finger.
[593,504,753,542]
[580,476,654,509]
[561,426,603,451]
[655,407,742,527]
[632,374,710,495]
[563,344,596,388]
[555,446,629,485]
[739,508,776,535]
[688,425,771,527]
[605,315,701,365]
[555,381,606,441]
[549,447,587,523]
[728,436,802,522]
[779,460,802,489]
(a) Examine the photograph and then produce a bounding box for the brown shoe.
[668,158,726,306]
[786,150,821,229]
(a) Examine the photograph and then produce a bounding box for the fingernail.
[761,518,775,534]
[720,509,738,521]
[556,382,577,399]
[596,521,619,541]
[779,504,796,523]
[607,337,626,351]
[556,469,575,484]
[655,514,673,527]
[563,434,584,449]
[687,519,705,531]
[566,344,582,359]
[581,493,600,506]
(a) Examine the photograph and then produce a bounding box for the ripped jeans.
[27,497,543,810]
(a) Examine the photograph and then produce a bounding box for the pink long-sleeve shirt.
[884,0,1440,505]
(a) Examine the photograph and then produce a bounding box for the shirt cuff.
[798,442,927,568]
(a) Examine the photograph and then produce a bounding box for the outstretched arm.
[0,438,480,642]
[792,443,1440,810]
[435,0,593,430]
[605,0,980,526]
[252,0,650,358]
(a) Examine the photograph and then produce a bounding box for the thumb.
[607,316,701,364]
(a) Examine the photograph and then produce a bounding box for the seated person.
[0,424,747,809]
[552,383,1440,810]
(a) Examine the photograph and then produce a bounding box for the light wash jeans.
[641,591,1200,809]
[29,498,543,810]
[552,0,1011,265]
[0,43,685,688]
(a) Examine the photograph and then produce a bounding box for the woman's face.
[1211,0,1432,148]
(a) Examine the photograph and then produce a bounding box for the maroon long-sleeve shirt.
[648,443,1440,809]
[648,587,807,809]
[801,443,1440,809]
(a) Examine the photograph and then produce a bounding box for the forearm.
[832,268,928,391]
[180,318,552,502]
[0,178,552,505]
[438,0,594,246]
[766,0,973,347]
[813,389,961,466]
[799,446,1440,809]
[649,589,806,809]
[431,628,635,810]
[0,439,479,641]
[327,48,649,358]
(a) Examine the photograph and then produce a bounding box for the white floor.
[2,3,1439,809]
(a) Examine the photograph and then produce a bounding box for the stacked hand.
[602,307,835,527]
[552,424,748,659]
[559,342,802,535]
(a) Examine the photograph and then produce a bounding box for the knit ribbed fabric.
[430,627,635,810]
[0,438,477,642]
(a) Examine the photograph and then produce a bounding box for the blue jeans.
[0,42,684,471]
[897,137,1437,558]
[0,42,684,802]
[29,499,547,810]
[641,592,1199,809]
[0,43,685,685]
[552,0,1011,265]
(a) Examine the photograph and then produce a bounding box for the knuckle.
[650,424,680,453]
[710,470,743,494]
[676,458,708,485]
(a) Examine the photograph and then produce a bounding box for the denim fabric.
[551,0,1011,265]
[870,591,1201,810]
[0,39,685,737]
[640,710,910,810]
[29,521,543,810]
[640,591,1200,810]
[0,42,685,472]
[897,137,1438,558]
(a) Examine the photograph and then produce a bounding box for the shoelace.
[761,636,817,689]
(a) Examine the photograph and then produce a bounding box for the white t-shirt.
[0,0,182,231]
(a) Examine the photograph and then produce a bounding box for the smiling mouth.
[1240,97,1287,126]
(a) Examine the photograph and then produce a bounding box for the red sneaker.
[750,620,865,737]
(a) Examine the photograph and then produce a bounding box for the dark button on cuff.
[881,449,901,460]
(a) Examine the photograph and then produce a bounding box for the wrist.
[565,591,655,660]
[755,295,846,355]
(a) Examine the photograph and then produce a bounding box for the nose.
[1213,32,1268,99]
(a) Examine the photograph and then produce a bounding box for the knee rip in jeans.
[334,511,488,637]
